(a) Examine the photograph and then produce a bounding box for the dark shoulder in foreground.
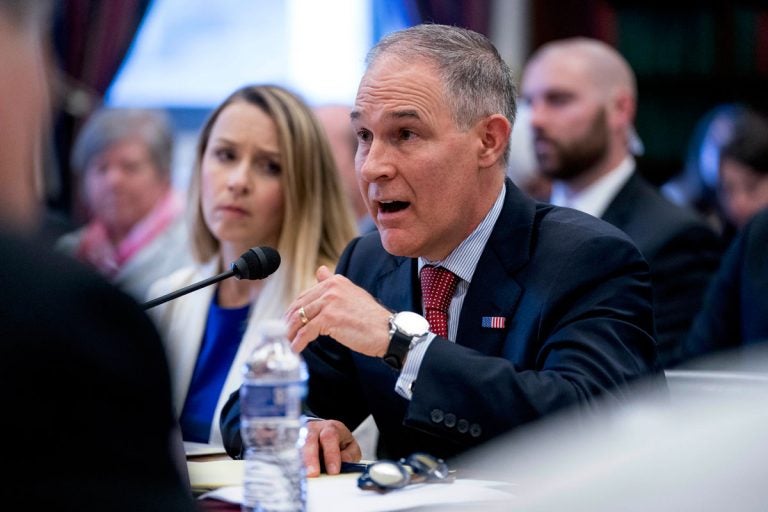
[0,232,195,512]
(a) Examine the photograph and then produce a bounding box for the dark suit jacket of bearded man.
[600,171,721,366]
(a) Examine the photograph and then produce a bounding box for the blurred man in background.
[314,104,376,233]
[521,38,721,367]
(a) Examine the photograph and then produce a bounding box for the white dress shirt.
[549,156,635,218]
[395,185,506,400]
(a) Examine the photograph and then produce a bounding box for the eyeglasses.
[355,452,454,492]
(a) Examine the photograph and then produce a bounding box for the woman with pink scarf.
[57,108,193,299]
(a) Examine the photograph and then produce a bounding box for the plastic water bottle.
[241,319,307,512]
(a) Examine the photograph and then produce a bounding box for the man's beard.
[534,108,610,182]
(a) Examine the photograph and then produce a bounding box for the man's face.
[521,54,610,181]
[351,56,486,261]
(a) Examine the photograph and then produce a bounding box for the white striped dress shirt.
[395,184,506,399]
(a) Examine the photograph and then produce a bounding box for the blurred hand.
[304,419,361,477]
[286,266,392,356]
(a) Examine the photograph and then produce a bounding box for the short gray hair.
[71,108,174,177]
[367,24,516,158]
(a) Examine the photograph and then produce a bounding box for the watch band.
[383,329,412,370]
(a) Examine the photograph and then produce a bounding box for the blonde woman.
[148,85,356,447]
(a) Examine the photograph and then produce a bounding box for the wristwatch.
[383,311,430,370]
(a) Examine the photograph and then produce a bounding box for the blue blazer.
[221,180,660,460]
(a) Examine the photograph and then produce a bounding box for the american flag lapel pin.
[481,316,506,329]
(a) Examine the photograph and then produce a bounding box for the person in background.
[149,85,357,448]
[314,103,376,233]
[663,103,748,240]
[717,108,768,231]
[682,207,768,361]
[505,103,551,201]
[0,1,195,509]
[57,108,192,300]
[521,37,721,367]
[220,24,660,475]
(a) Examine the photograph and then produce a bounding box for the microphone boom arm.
[141,246,280,310]
[142,269,235,310]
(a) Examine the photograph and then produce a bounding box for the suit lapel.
[601,171,639,226]
[368,180,538,356]
[458,253,522,355]
[456,180,535,355]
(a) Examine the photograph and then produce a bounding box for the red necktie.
[420,266,459,338]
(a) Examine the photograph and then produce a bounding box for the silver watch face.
[393,311,430,337]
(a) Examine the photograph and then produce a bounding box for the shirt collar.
[550,156,635,218]
[418,184,506,284]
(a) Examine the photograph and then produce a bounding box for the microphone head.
[231,246,281,280]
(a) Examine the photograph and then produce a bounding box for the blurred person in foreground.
[220,24,660,475]
[56,108,193,300]
[0,1,194,510]
[314,103,377,233]
[717,108,768,231]
[454,351,768,512]
[521,37,721,367]
[148,85,356,448]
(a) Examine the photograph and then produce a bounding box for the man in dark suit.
[220,24,660,475]
[683,207,768,359]
[0,2,194,510]
[521,37,721,367]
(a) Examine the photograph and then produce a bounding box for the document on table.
[188,460,244,492]
[200,472,516,511]
[184,441,228,458]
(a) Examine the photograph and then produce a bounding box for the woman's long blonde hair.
[188,84,358,305]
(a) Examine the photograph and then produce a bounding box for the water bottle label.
[241,382,304,418]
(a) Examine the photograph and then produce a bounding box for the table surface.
[188,458,516,512]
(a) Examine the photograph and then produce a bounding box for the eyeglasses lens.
[405,452,450,480]
[357,453,452,492]
[358,460,410,491]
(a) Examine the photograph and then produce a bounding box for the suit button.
[470,423,482,438]
[430,409,444,423]
[444,413,456,428]
[457,419,469,433]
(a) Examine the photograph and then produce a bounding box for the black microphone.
[142,246,280,310]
